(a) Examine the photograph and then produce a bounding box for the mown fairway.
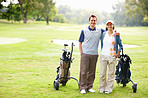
[0,21,148,98]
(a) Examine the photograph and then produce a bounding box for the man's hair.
[89,14,97,21]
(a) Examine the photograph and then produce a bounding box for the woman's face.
[106,22,114,31]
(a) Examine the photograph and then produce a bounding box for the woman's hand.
[114,51,120,58]
[114,54,119,58]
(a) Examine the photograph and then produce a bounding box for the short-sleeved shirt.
[78,26,105,55]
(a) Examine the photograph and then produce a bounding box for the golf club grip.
[70,42,73,60]
[122,47,123,55]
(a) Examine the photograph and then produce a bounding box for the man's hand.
[79,42,82,55]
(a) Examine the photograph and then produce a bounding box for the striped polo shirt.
[79,26,104,55]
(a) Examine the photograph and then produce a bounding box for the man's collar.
[88,26,96,31]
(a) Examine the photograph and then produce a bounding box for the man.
[78,15,105,94]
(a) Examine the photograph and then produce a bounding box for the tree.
[35,0,56,25]
[112,1,127,26]
[0,0,6,6]
[17,0,35,23]
[125,0,148,23]
[57,5,106,24]
[30,1,44,21]
[0,0,5,9]
[53,14,66,23]
[0,0,34,23]
[0,0,8,11]
[1,3,22,23]
[112,1,148,26]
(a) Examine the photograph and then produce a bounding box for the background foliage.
[0,0,148,26]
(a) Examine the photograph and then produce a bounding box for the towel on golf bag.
[56,60,70,82]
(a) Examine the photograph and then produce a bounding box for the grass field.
[0,20,148,98]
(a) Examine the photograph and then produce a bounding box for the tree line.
[0,0,148,26]
[0,0,56,25]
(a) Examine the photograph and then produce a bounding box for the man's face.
[89,17,97,27]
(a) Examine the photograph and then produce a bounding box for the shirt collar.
[88,26,96,31]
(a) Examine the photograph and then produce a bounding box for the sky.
[1,0,125,13]
[55,0,125,13]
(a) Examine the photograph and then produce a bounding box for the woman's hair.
[89,14,97,21]
[106,27,115,31]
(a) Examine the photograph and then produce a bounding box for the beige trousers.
[99,54,117,92]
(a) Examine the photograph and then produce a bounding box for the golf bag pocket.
[59,60,70,81]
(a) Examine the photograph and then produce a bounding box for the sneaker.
[81,89,86,94]
[88,89,95,93]
[105,91,111,94]
[100,91,105,93]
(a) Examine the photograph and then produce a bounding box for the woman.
[99,20,123,94]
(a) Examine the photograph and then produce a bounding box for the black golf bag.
[115,48,137,93]
[53,43,79,90]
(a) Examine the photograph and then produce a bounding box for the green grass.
[0,20,148,98]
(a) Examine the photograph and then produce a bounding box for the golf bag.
[53,43,79,90]
[115,48,137,93]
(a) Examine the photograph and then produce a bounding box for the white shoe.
[88,89,95,93]
[105,91,111,94]
[100,91,104,93]
[81,89,86,94]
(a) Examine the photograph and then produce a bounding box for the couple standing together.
[79,14,123,94]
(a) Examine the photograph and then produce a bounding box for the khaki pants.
[99,54,117,92]
[79,53,98,90]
